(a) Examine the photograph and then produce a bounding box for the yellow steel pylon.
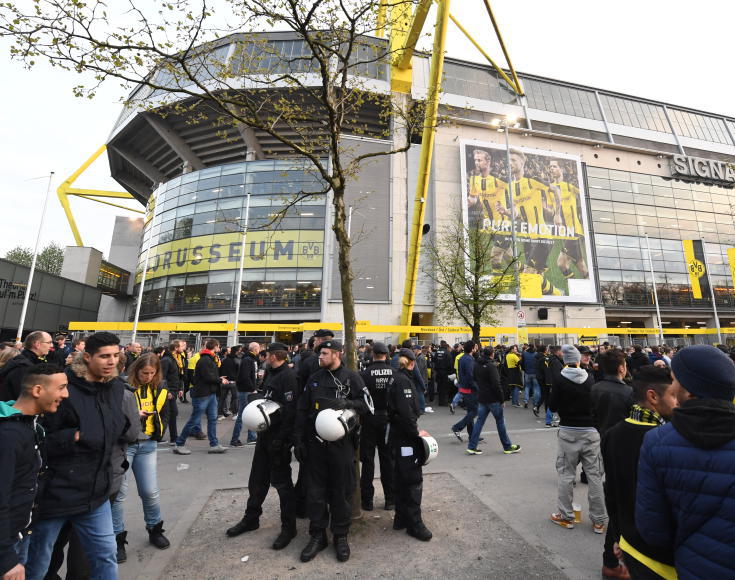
[57,145,143,246]
[386,0,525,341]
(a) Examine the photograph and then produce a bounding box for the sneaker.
[449,402,455,414]
[550,512,575,529]
[503,445,522,454]
[452,430,463,442]
[230,440,245,448]
[593,522,605,534]
[532,406,540,417]
[466,448,483,455]
[217,415,225,421]
[245,439,257,446]
[545,423,552,428]
[193,432,207,440]
[172,445,191,455]
[231,414,238,420]
[424,406,434,413]
[208,445,228,454]
[523,402,528,408]
[511,403,522,408]
[168,441,176,446]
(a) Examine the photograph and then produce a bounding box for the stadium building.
[101,31,735,346]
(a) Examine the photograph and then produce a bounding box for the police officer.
[225,343,299,550]
[433,340,454,406]
[389,348,432,541]
[297,329,334,389]
[294,339,372,563]
[359,341,394,511]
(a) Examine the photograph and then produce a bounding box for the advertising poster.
[460,140,596,303]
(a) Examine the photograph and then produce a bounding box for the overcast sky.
[1,0,733,260]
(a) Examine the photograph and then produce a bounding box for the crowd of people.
[0,329,733,579]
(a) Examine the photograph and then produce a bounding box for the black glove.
[294,440,307,463]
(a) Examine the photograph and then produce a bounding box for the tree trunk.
[331,186,358,370]
[472,322,481,344]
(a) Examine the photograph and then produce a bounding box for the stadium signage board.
[671,155,735,186]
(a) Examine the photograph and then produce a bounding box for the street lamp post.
[493,117,523,344]
[231,193,252,345]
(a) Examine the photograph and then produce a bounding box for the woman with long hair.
[0,347,19,369]
[111,353,171,562]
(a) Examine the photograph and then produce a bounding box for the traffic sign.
[516,310,526,322]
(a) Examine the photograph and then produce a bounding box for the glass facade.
[523,77,603,121]
[136,160,327,316]
[587,166,735,309]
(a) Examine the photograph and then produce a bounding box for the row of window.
[599,278,735,309]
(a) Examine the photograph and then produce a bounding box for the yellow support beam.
[398,0,451,342]
[482,0,524,95]
[57,145,142,246]
[389,0,416,93]
[393,0,434,70]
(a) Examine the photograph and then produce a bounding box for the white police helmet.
[421,434,439,465]
[240,399,281,432]
[315,408,359,442]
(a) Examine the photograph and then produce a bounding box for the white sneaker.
[424,406,434,413]
[172,445,191,455]
[217,415,225,421]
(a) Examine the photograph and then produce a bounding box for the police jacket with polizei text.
[260,362,299,444]
[236,351,259,393]
[432,347,453,372]
[295,364,370,442]
[360,360,394,413]
[0,403,43,577]
[38,361,126,519]
[388,367,420,441]
[191,352,220,397]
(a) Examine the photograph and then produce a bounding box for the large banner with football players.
[460,140,597,303]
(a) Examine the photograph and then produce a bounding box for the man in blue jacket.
[636,344,735,580]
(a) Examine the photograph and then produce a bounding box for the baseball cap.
[313,329,335,338]
[372,342,389,355]
[399,347,416,361]
[319,339,343,352]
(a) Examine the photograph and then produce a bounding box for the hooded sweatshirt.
[636,399,735,580]
[549,365,595,428]
[0,401,43,576]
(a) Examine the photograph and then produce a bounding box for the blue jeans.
[231,391,257,444]
[451,392,463,407]
[416,385,426,413]
[524,374,541,407]
[451,392,478,434]
[26,501,117,580]
[111,439,162,533]
[469,402,512,450]
[511,386,522,406]
[177,393,219,447]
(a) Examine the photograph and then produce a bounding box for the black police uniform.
[433,346,453,406]
[359,359,395,509]
[295,363,371,539]
[388,366,429,537]
[228,361,298,547]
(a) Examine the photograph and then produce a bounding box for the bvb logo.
[688,259,705,278]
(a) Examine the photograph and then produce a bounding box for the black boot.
[147,521,171,550]
[300,531,328,562]
[272,526,297,550]
[361,499,374,511]
[115,531,128,563]
[407,522,433,541]
[384,497,395,511]
[226,517,259,537]
[333,534,350,562]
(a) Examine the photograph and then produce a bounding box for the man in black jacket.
[218,345,240,418]
[294,340,371,563]
[0,364,67,580]
[601,366,677,580]
[173,339,228,455]
[389,348,432,542]
[160,342,183,445]
[433,340,453,407]
[591,348,634,578]
[297,329,334,389]
[232,342,261,447]
[591,350,633,437]
[627,345,650,375]
[0,331,54,401]
[359,342,395,511]
[226,343,299,550]
[549,345,607,532]
[466,347,521,455]
[544,345,564,427]
[25,332,127,580]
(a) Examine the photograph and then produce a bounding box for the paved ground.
[117,403,606,579]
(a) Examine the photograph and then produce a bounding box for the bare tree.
[1,0,427,368]
[423,208,517,343]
